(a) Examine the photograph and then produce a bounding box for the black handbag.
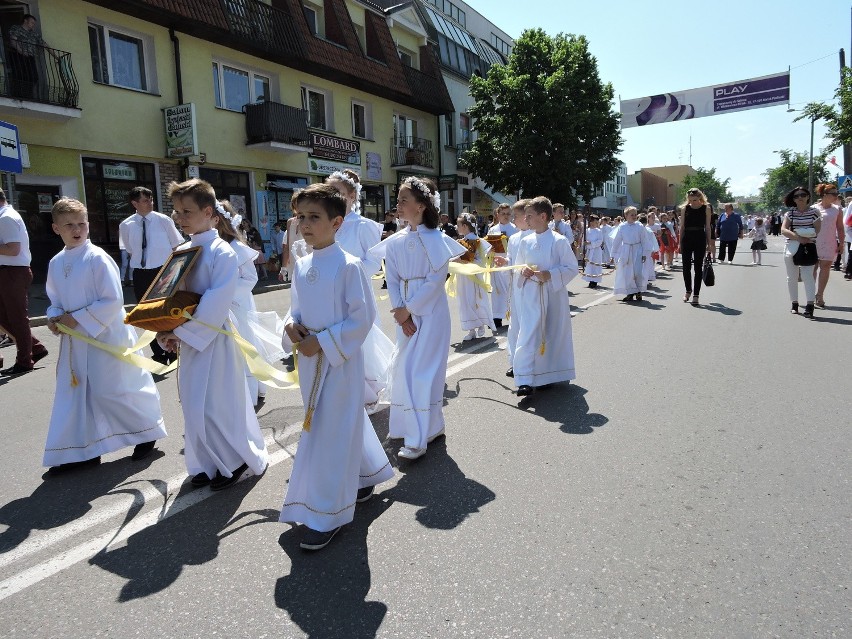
[792,242,818,266]
[702,255,715,286]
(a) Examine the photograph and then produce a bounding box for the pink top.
[814,203,842,261]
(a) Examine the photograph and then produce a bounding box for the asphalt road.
[0,237,849,638]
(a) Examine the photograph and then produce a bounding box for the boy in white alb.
[280,184,393,550]
[611,207,656,302]
[44,198,166,472]
[494,199,531,378]
[582,214,604,288]
[486,203,518,328]
[512,197,579,397]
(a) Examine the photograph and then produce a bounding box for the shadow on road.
[275,495,393,639]
[89,475,275,601]
[0,453,162,554]
[701,302,743,316]
[518,383,609,434]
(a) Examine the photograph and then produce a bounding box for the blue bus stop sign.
[0,121,22,174]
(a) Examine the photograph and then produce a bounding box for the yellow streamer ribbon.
[181,311,298,389]
[55,324,177,376]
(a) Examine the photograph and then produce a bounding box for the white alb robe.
[44,242,166,466]
[486,222,518,320]
[513,230,578,388]
[230,241,264,404]
[506,228,533,368]
[173,229,268,479]
[280,243,393,532]
[335,209,392,412]
[369,227,465,449]
[643,225,658,282]
[582,227,605,283]
[455,233,495,331]
[611,222,656,295]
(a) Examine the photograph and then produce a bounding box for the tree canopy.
[758,149,828,211]
[464,29,622,208]
[677,167,733,207]
[797,67,852,156]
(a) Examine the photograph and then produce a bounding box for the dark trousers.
[681,236,706,296]
[0,266,46,368]
[846,243,852,277]
[133,267,166,359]
[718,239,738,262]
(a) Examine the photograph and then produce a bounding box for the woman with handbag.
[678,188,714,306]
[781,187,822,318]
[812,183,844,307]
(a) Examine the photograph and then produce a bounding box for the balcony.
[0,44,80,120]
[244,100,311,154]
[390,136,435,171]
[456,141,471,169]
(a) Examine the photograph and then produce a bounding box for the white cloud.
[730,175,763,196]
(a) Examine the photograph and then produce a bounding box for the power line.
[790,52,837,70]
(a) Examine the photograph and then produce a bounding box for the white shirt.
[0,204,31,266]
[272,230,286,255]
[119,211,183,270]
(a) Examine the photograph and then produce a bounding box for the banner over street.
[620,71,790,129]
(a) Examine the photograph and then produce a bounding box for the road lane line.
[0,291,609,599]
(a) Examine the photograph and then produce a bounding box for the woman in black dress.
[677,188,713,306]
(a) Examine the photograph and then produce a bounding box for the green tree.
[677,167,733,207]
[758,149,829,211]
[798,67,852,154]
[464,29,622,208]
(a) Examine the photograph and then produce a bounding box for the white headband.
[215,201,241,232]
[403,176,441,210]
[328,171,362,213]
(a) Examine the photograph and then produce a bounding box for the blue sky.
[465,0,850,195]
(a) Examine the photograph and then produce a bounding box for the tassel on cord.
[303,407,313,432]
[302,350,324,432]
[539,341,546,356]
[68,335,79,387]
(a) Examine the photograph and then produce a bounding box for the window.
[213,62,270,112]
[393,114,418,147]
[444,113,454,147]
[459,113,471,145]
[88,22,154,92]
[353,23,366,54]
[303,1,325,37]
[301,86,330,130]
[352,100,372,139]
[398,46,418,69]
[490,33,512,57]
[426,0,466,28]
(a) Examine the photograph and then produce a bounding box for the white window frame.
[397,45,419,70]
[212,60,272,112]
[351,99,373,140]
[301,84,333,131]
[87,19,158,93]
[353,23,366,54]
[303,1,325,38]
[393,113,420,147]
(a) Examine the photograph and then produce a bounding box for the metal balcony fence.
[390,136,434,168]
[244,100,311,146]
[1,43,79,107]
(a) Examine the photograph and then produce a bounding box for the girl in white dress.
[581,214,604,288]
[369,177,464,460]
[454,213,496,341]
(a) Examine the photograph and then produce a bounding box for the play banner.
[620,71,790,128]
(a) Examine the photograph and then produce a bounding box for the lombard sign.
[164,103,198,158]
[310,132,360,165]
[620,71,790,128]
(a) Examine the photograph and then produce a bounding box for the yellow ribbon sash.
[55,324,177,377]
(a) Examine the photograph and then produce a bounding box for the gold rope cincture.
[180,311,298,390]
[55,324,177,383]
[538,279,547,355]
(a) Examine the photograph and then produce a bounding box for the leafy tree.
[464,29,622,208]
[677,167,733,207]
[740,201,759,215]
[797,67,852,155]
[758,149,829,211]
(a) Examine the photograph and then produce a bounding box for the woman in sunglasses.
[812,183,844,307]
[677,188,713,306]
[781,186,821,318]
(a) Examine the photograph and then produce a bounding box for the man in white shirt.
[119,186,183,363]
[0,188,48,375]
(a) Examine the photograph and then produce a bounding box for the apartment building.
[0,0,453,278]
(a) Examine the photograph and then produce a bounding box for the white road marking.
[0,290,610,600]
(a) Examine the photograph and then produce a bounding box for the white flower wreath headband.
[328,171,362,212]
[403,176,441,210]
[215,201,242,232]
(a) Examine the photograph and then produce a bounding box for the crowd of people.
[0,171,849,553]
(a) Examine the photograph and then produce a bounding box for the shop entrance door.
[14,184,62,282]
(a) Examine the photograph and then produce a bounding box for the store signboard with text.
[309,132,360,165]
[308,157,362,176]
[164,103,199,158]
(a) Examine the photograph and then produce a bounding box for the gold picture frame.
[140,246,202,302]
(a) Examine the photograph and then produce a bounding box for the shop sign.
[102,163,137,181]
[309,132,360,165]
[365,152,382,181]
[438,174,458,191]
[308,158,362,176]
[164,103,199,158]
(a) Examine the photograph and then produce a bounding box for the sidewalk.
[26,278,289,327]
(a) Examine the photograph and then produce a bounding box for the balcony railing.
[390,136,434,168]
[0,44,79,107]
[244,100,310,147]
[456,141,471,167]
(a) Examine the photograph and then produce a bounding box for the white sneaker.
[476,326,486,338]
[398,445,426,460]
[463,330,476,341]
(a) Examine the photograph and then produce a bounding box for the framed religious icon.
[140,246,201,302]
